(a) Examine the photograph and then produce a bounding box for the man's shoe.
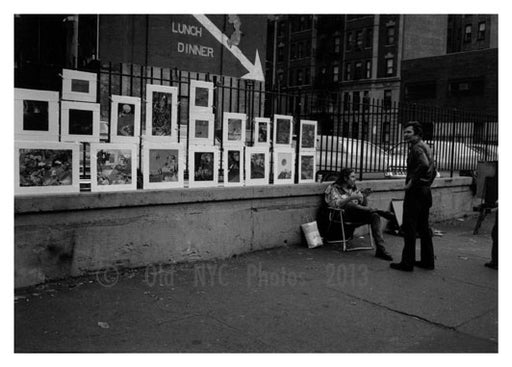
[414,261,435,270]
[390,262,413,272]
[375,250,393,261]
[484,262,498,270]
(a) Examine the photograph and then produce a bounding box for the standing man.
[390,121,436,272]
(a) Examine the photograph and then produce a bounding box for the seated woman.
[324,168,394,261]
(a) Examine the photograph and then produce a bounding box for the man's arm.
[407,145,429,189]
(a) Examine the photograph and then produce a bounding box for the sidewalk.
[15,215,498,353]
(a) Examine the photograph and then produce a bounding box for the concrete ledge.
[15,176,472,214]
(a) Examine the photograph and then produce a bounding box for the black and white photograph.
[12,11,502,358]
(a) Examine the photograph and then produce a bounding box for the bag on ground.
[301,220,324,248]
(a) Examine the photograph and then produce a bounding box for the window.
[305,41,311,57]
[448,78,485,96]
[362,91,370,111]
[478,21,486,40]
[382,121,390,143]
[297,42,303,58]
[277,45,284,62]
[305,68,311,84]
[277,71,284,84]
[344,63,351,80]
[405,81,437,100]
[352,121,360,139]
[289,70,294,85]
[343,92,350,110]
[290,44,296,59]
[333,65,339,82]
[354,61,362,80]
[464,24,472,42]
[386,58,394,76]
[297,69,303,85]
[352,91,360,112]
[365,60,372,79]
[278,22,286,38]
[334,36,341,53]
[384,89,392,110]
[386,26,395,44]
[365,28,373,48]
[346,32,353,50]
[356,30,363,49]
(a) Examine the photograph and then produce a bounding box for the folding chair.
[325,207,374,251]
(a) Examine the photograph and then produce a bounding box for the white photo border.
[188,146,220,188]
[145,84,179,142]
[189,112,215,146]
[15,141,80,195]
[61,69,97,103]
[273,114,293,148]
[189,80,214,114]
[110,95,141,144]
[273,147,295,185]
[223,146,245,187]
[90,142,138,192]
[299,119,318,151]
[222,112,247,147]
[15,88,60,142]
[253,117,271,147]
[298,152,317,184]
[142,142,184,190]
[245,146,270,186]
[60,100,101,143]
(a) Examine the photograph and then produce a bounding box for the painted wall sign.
[99,14,267,81]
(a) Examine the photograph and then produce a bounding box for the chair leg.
[340,217,347,252]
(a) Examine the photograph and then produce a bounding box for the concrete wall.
[15,177,474,288]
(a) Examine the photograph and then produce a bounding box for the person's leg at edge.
[391,190,417,271]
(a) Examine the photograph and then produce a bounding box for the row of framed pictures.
[15,141,317,195]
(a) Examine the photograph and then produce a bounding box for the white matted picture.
[61,100,100,143]
[189,80,214,113]
[61,69,97,102]
[15,141,80,195]
[189,113,215,145]
[223,147,244,187]
[223,112,246,146]
[245,147,269,186]
[142,142,184,189]
[299,153,316,184]
[15,88,60,141]
[253,117,271,146]
[110,95,141,143]
[189,146,219,188]
[145,84,178,141]
[300,120,318,151]
[273,114,293,147]
[273,148,295,185]
[90,143,137,192]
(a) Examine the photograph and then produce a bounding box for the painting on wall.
[189,146,219,188]
[15,88,59,141]
[142,142,184,189]
[110,95,141,143]
[15,142,80,195]
[145,84,178,141]
[61,101,100,143]
[299,153,316,183]
[61,69,97,102]
[245,147,269,186]
[273,114,293,147]
[189,113,214,145]
[223,147,244,186]
[253,117,270,146]
[300,120,317,151]
[273,148,295,185]
[90,143,137,192]
[222,112,246,146]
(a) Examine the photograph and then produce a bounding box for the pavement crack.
[454,307,497,329]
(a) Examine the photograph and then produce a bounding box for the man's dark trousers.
[402,186,434,267]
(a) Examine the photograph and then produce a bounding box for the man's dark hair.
[404,121,424,138]
[335,167,355,185]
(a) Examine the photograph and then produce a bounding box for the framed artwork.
[223,112,246,147]
[110,95,141,143]
[189,146,219,188]
[145,84,178,141]
[253,117,271,146]
[273,148,295,185]
[61,69,97,102]
[298,153,316,184]
[15,88,59,141]
[299,120,318,151]
[223,147,244,187]
[90,143,137,192]
[142,142,184,189]
[189,80,214,114]
[61,100,100,143]
[189,113,215,145]
[273,114,293,148]
[15,141,80,195]
[245,147,269,186]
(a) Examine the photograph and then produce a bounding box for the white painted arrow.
[193,14,265,82]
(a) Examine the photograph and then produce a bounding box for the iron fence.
[15,61,498,184]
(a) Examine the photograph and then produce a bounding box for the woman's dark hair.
[335,168,355,185]
[404,121,424,138]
